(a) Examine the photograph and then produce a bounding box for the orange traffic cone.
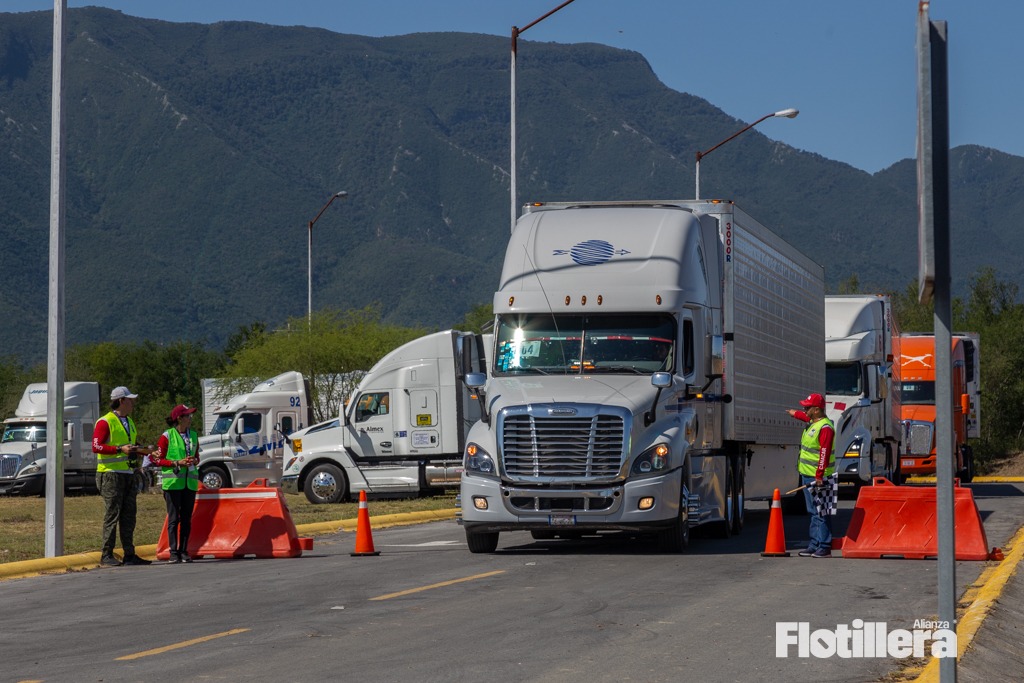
[761,488,790,557]
[351,489,380,557]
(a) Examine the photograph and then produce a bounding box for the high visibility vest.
[96,412,138,473]
[161,428,199,491]
[798,416,835,477]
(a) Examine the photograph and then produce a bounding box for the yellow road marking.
[912,525,1024,682]
[369,570,506,601]
[115,628,250,661]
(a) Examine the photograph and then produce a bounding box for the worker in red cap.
[151,405,201,563]
[787,393,836,557]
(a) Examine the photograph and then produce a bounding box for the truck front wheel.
[199,465,230,490]
[657,474,691,553]
[304,463,348,504]
[465,529,499,553]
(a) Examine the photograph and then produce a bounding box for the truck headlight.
[843,438,863,459]
[464,442,497,478]
[632,443,670,476]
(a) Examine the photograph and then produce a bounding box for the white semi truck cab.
[460,200,824,553]
[0,382,100,495]
[281,330,488,504]
[197,371,312,489]
[824,294,903,486]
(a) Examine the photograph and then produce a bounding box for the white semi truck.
[281,330,488,503]
[824,294,903,487]
[0,382,100,495]
[197,371,312,489]
[460,200,825,553]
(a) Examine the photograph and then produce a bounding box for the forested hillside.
[1,8,1021,364]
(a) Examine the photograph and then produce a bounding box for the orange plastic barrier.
[156,479,313,560]
[837,477,992,560]
[761,488,790,557]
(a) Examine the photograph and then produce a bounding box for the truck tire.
[731,456,746,535]
[466,529,499,553]
[712,462,735,538]
[304,463,348,505]
[657,472,690,553]
[199,465,230,490]
[959,446,975,483]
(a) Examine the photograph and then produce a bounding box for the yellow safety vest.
[161,428,199,491]
[96,412,138,473]
[798,416,835,477]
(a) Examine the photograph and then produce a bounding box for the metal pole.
[928,16,956,683]
[307,219,313,326]
[45,0,68,558]
[509,0,577,233]
[695,155,701,200]
[510,27,518,234]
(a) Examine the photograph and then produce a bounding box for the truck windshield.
[210,414,235,435]
[826,362,862,396]
[2,424,47,443]
[901,381,935,405]
[494,313,675,375]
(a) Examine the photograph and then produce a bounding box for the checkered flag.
[812,473,839,516]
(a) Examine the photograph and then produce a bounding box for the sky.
[7,0,1023,173]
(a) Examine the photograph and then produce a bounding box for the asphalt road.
[5,482,1023,683]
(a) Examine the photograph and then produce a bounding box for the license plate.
[549,514,576,526]
[902,459,915,467]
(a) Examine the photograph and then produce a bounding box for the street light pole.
[307,190,348,325]
[695,108,798,200]
[511,0,577,233]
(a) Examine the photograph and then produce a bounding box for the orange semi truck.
[899,333,980,482]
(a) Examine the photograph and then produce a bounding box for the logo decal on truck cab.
[553,240,630,265]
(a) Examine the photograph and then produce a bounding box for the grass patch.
[0,489,457,564]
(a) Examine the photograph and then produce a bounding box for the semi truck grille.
[903,421,934,456]
[500,414,625,480]
[1,454,22,478]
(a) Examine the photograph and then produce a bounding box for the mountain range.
[1,7,1020,365]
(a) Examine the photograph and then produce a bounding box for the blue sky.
[8,1,1022,173]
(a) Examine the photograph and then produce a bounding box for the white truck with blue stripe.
[459,200,824,553]
[197,372,312,489]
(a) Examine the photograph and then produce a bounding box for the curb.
[910,524,1024,682]
[0,508,458,581]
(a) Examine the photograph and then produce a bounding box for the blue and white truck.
[459,200,824,552]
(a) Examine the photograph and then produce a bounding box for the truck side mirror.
[644,372,673,426]
[706,334,724,378]
[67,422,76,442]
[464,373,486,389]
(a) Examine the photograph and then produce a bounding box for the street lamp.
[307,190,348,325]
[694,108,798,200]
[511,0,577,233]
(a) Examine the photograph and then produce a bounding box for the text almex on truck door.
[281,330,488,503]
[198,371,312,489]
[460,200,825,553]
[824,295,903,487]
[0,382,100,495]
[898,332,980,482]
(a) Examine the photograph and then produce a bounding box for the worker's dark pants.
[801,474,833,551]
[163,487,197,555]
[98,471,138,558]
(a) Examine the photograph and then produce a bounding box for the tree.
[224,307,428,422]
[459,303,494,334]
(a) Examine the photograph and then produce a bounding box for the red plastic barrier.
[156,479,313,560]
[837,477,991,560]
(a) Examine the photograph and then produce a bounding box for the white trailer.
[824,294,903,486]
[197,372,313,489]
[281,330,488,503]
[460,200,824,553]
[0,382,101,495]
